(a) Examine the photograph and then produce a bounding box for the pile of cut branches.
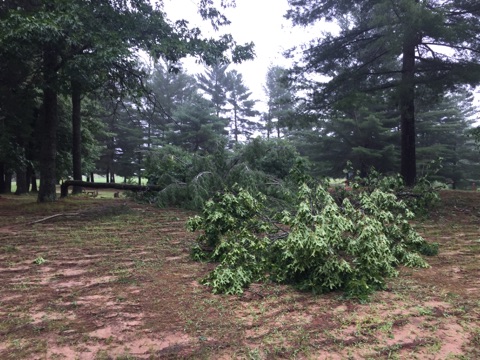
[188,180,438,300]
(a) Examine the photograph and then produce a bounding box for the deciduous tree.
[0,0,254,202]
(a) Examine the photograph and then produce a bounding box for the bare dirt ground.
[0,190,479,359]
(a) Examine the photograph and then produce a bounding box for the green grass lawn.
[8,175,148,194]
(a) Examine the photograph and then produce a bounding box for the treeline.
[0,0,254,201]
[1,1,480,203]
[3,54,479,198]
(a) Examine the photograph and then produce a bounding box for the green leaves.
[189,179,436,299]
[186,186,267,249]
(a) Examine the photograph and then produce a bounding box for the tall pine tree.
[286,0,480,185]
[196,63,230,118]
[263,65,296,139]
[293,92,399,178]
[167,93,229,153]
[144,61,198,148]
[416,89,480,188]
[225,70,258,144]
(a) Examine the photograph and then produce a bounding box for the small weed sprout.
[33,256,46,265]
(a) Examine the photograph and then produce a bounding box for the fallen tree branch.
[28,213,79,225]
[60,180,164,198]
[396,191,422,198]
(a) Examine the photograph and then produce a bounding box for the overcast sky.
[163,1,480,115]
[163,0,315,111]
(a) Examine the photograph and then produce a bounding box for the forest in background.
[1,0,480,202]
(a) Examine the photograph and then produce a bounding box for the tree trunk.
[234,106,239,143]
[71,79,83,194]
[90,172,95,182]
[26,164,33,192]
[31,173,38,192]
[38,44,59,202]
[15,167,28,195]
[110,149,115,183]
[399,32,417,187]
[26,145,35,192]
[147,121,152,149]
[5,172,12,193]
[0,163,5,194]
[266,112,271,140]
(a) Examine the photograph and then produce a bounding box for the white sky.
[162,0,480,118]
[163,0,313,112]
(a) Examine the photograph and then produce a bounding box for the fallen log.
[60,180,164,198]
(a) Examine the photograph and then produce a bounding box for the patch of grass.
[425,338,443,354]
[3,338,47,360]
[11,282,35,291]
[416,306,434,316]
[116,354,138,360]
[0,245,18,253]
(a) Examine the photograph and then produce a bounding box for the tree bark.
[5,173,12,193]
[234,106,239,143]
[71,79,83,194]
[0,163,5,194]
[26,163,33,192]
[38,44,59,202]
[400,31,417,187]
[15,167,28,195]
[31,173,38,192]
[110,147,115,183]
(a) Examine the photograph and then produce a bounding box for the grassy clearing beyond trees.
[0,191,479,359]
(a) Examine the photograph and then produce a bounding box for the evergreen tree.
[196,63,230,118]
[94,98,145,184]
[168,93,229,153]
[225,70,259,143]
[115,106,145,183]
[144,61,198,148]
[286,0,480,185]
[0,55,37,194]
[0,1,43,194]
[263,65,296,139]
[416,89,480,188]
[294,93,399,178]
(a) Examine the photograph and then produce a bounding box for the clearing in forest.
[0,190,479,359]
